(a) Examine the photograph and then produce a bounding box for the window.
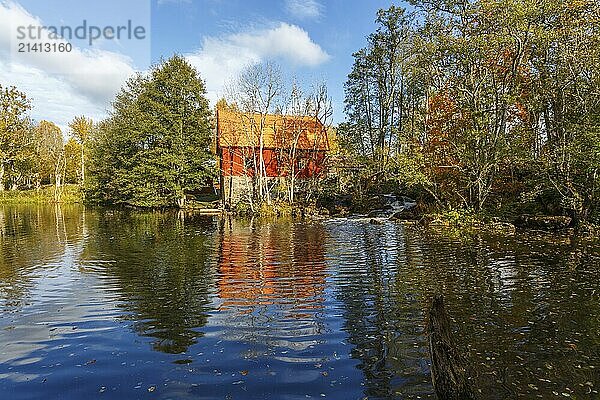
[244,155,254,172]
[297,157,309,172]
[275,152,288,175]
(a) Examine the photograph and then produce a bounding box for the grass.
[0,184,83,204]
[423,209,483,228]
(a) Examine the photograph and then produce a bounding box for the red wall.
[221,147,326,178]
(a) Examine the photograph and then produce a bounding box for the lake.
[0,205,599,399]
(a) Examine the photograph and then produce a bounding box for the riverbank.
[0,185,83,204]
[317,192,600,236]
[3,187,598,238]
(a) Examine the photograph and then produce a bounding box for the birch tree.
[34,121,65,201]
[227,62,283,205]
[68,116,93,185]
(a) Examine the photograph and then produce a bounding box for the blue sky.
[0,0,405,131]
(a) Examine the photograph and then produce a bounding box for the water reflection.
[81,210,218,354]
[0,206,599,399]
[0,204,85,312]
[217,218,326,311]
[324,220,432,399]
[413,229,600,399]
[214,218,329,362]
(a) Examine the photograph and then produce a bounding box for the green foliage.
[0,84,33,191]
[0,184,82,204]
[426,209,481,228]
[64,138,82,184]
[341,0,600,223]
[68,115,93,185]
[85,55,215,207]
[0,85,80,201]
[33,120,64,184]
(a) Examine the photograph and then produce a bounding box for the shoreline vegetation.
[0,184,82,204]
[2,186,598,239]
[1,2,599,235]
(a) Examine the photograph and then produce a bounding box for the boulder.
[485,222,516,234]
[513,215,572,230]
[367,209,386,218]
[389,207,421,221]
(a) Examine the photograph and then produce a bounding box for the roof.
[217,109,329,151]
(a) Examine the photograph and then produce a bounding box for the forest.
[340,0,600,225]
[1,0,599,226]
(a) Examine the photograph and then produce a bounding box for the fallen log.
[426,294,476,400]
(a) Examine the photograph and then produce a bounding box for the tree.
[521,0,600,223]
[64,138,82,184]
[0,85,32,191]
[341,1,600,222]
[282,80,333,204]
[68,116,93,185]
[226,62,284,207]
[34,120,65,200]
[86,55,214,207]
[344,6,418,168]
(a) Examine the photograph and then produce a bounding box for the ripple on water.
[1,207,600,399]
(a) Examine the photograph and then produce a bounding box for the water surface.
[0,205,599,399]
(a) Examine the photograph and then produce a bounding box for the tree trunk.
[80,145,85,185]
[426,294,476,400]
[289,144,297,204]
[0,162,4,192]
[54,172,61,202]
[54,155,65,203]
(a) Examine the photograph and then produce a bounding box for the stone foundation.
[222,176,294,207]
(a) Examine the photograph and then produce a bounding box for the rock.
[400,220,420,226]
[331,206,350,217]
[514,215,572,231]
[365,195,388,211]
[389,207,422,221]
[367,209,385,218]
[398,196,417,210]
[318,194,352,216]
[364,194,418,219]
[486,221,516,234]
[388,211,403,220]
[369,218,383,225]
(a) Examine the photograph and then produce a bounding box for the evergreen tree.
[86,55,214,207]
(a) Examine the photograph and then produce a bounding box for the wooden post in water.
[426,294,476,400]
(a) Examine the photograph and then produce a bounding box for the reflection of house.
[216,220,326,314]
[211,220,328,353]
[216,108,330,206]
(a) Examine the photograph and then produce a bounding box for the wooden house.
[216,108,329,206]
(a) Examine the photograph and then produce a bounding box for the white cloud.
[0,2,331,130]
[229,23,329,67]
[0,60,108,134]
[0,1,138,133]
[186,22,329,104]
[285,0,323,20]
